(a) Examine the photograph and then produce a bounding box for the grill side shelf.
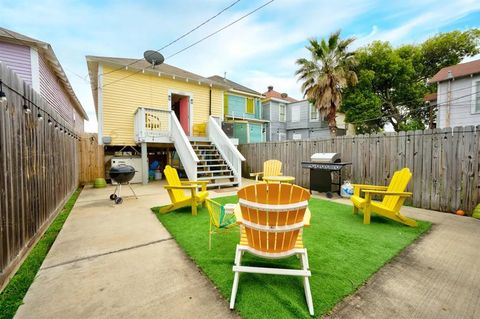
[301,162,352,171]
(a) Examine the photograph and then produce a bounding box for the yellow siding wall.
[101,65,223,145]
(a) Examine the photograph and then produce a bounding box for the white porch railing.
[208,116,246,186]
[170,111,199,180]
[134,107,171,143]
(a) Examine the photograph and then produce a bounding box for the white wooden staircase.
[134,107,245,187]
[192,141,239,188]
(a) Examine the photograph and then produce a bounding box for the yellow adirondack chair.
[351,168,417,227]
[230,183,314,316]
[205,198,237,250]
[161,165,209,216]
[250,159,282,182]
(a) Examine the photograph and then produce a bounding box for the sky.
[2,0,480,132]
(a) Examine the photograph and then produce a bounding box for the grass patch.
[151,197,430,318]
[0,187,82,319]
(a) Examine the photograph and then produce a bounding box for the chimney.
[267,85,273,92]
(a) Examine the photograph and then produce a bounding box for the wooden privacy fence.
[80,133,104,184]
[238,126,480,215]
[0,63,79,288]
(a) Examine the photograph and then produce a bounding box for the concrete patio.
[13,180,480,319]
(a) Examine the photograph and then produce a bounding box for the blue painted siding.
[225,94,263,120]
[249,123,263,143]
[227,95,252,118]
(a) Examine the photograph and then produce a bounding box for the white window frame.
[291,104,300,122]
[309,103,319,121]
[279,103,286,122]
[472,80,480,114]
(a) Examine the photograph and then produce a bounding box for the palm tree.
[296,30,358,136]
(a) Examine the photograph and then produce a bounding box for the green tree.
[343,29,480,132]
[296,30,358,136]
[420,29,480,80]
[343,41,427,132]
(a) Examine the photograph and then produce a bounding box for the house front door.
[179,96,190,135]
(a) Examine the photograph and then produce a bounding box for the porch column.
[141,142,148,185]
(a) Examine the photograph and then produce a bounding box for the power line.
[99,0,274,90]
[166,0,274,59]
[100,0,241,78]
[347,90,479,125]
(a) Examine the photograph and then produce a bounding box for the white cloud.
[1,0,479,133]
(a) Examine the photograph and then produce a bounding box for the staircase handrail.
[170,111,199,180]
[208,116,245,183]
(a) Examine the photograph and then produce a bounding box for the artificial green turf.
[151,197,430,319]
[0,188,82,319]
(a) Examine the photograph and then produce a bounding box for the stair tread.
[197,164,228,168]
[206,181,239,188]
[198,175,235,180]
[197,170,232,174]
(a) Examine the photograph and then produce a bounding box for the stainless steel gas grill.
[301,153,351,197]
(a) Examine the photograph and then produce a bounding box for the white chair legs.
[230,245,242,309]
[229,245,314,316]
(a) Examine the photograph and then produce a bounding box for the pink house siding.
[39,54,74,124]
[73,108,84,132]
[0,41,32,85]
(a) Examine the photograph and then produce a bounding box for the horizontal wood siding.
[0,42,32,85]
[73,108,84,133]
[39,55,74,125]
[102,66,223,145]
[0,62,79,288]
[437,77,480,128]
[239,126,480,215]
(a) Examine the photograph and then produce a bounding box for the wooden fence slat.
[0,62,80,289]
[238,125,480,216]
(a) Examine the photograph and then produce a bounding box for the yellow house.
[86,56,245,187]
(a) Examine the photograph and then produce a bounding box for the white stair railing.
[208,116,246,186]
[170,111,199,180]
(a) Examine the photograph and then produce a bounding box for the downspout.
[209,88,212,116]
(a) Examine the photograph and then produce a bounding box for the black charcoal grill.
[301,153,351,198]
[109,164,138,204]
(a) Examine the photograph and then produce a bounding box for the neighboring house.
[286,99,331,140]
[0,27,88,132]
[208,75,267,144]
[429,59,480,128]
[86,56,244,187]
[262,86,348,141]
[262,86,298,141]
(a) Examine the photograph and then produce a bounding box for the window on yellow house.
[246,98,255,114]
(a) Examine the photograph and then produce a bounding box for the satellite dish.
[144,50,164,67]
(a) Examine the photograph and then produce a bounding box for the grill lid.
[310,153,340,163]
[110,164,136,183]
